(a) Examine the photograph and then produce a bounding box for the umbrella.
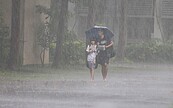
[85,26,114,41]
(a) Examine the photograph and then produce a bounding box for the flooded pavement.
[0,64,173,108]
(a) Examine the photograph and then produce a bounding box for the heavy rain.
[0,0,173,108]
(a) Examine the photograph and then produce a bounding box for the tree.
[8,0,21,69]
[87,0,96,29]
[85,0,96,67]
[86,0,96,47]
[117,0,127,61]
[49,0,61,38]
[52,0,68,67]
[95,0,107,25]
[36,22,50,67]
[36,0,61,67]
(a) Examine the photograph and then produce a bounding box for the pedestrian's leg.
[104,64,108,80]
[101,64,108,80]
[92,68,94,80]
[90,68,94,81]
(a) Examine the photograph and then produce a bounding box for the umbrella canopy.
[85,26,114,41]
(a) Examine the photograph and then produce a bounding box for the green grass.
[0,65,90,81]
[0,63,172,81]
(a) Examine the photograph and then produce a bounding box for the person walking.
[97,30,113,81]
[86,39,97,81]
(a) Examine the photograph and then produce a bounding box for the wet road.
[0,64,173,108]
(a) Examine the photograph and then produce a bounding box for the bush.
[125,39,173,63]
[62,40,85,65]
[50,31,85,65]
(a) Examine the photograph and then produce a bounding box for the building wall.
[127,0,154,42]
[161,0,173,40]
[75,0,153,42]
[75,0,155,43]
[0,0,50,65]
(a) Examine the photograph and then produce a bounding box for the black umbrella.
[85,26,114,41]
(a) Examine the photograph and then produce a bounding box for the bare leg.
[101,64,108,80]
[90,68,94,81]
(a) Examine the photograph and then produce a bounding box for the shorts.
[97,51,109,65]
[87,61,95,69]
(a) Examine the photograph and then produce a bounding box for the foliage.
[63,31,85,65]
[36,21,56,67]
[36,2,85,66]
[50,31,85,65]
[37,23,53,49]
[36,5,51,16]
[125,39,173,63]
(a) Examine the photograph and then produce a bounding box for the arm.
[86,45,90,52]
[86,45,93,53]
[105,41,113,48]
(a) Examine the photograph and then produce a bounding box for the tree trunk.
[87,0,95,29]
[117,0,127,61]
[50,0,61,37]
[52,0,68,68]
[8,0,21,70]
[95,0,106,25]
[85,0,96,68]
[86,0,96,45]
